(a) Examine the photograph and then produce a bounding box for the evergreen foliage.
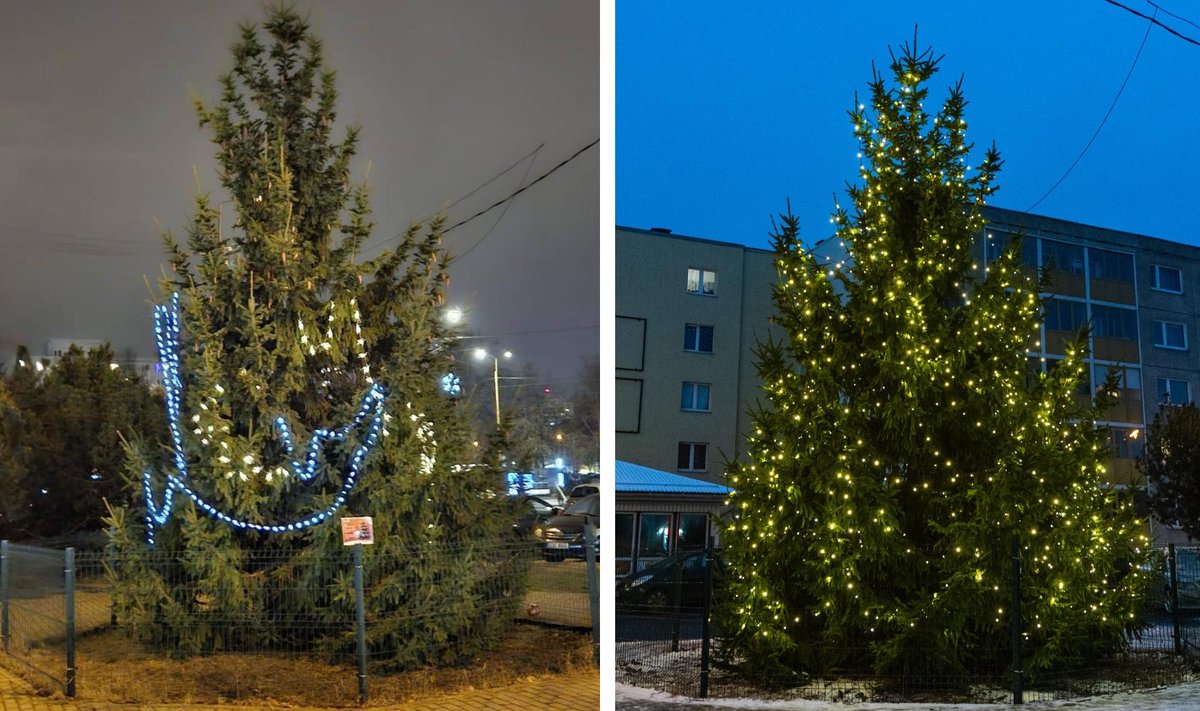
[106,7,525,667]
[0,345,164,540]
[719,38,1152,681]
[1141,403,1200,540]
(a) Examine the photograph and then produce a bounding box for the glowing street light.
[474,348,512,427]
[444,306,465,326]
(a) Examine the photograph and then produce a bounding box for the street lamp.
[474,347,512,426]
[444,306,464,326]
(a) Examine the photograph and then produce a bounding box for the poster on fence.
[340,516,375,545]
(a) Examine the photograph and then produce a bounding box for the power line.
[1027,6,1156,211]
[444,138,597,239]
[1102,0,1200,45]
[451,142,543,263]
[1147,1,1200,32]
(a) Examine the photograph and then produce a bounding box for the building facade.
[617,208,1200,497]
[615,227,780,483]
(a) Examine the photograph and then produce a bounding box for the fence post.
[1169,543,1182,655]
[699,539,713,699]
[583,519,600,666]
[353,544,367,704]
[108,546,116,627]
[1,540,8,654]
[670,556,683,652]
[65,546,76,698]
[1010,533,1022,705]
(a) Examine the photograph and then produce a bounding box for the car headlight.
[628,574,653,588]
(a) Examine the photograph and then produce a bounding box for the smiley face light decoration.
[141,293,386,546]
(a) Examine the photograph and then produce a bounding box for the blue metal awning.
[615,460,731,495]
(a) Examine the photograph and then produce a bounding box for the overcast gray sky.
[0,0,598,389]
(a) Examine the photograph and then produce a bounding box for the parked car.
[616,549,720,610]
[533,493,599,562]
[514,494,562,535]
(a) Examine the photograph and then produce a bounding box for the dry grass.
[18,623,593,707]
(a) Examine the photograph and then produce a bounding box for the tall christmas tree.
[106,7,524,666]
[719,38,1151,680]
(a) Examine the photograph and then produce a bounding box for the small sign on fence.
[340,517,375,545]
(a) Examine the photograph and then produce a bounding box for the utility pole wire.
[445,139,599,237]
[1103,0,1200,45]
[1027,6,1156,212]
[1147,1,1200,32]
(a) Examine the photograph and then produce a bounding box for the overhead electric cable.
[1102,0,1200,45]
[1027,7,1156,211]
[444,138,599,237]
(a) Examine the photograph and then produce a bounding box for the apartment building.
[615,227,781,484]
[616,207,1200,494]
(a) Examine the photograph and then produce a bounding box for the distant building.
[11,338,161,387]
[616,208,1200,541]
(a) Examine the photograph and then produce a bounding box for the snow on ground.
[616,679,1200,710]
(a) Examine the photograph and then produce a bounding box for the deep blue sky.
[618,1,1199,250]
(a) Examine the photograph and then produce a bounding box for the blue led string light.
[142,293,386,545]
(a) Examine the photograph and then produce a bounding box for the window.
[1153,265,1183,294]
[677,514,709,551]
[678,442,708,472]
[985,229,1037,266]
[1152,321,1187,350]
[1091,305,1137,341]
[1158,378,1190,405]
[1094,364,1140,392]
[615,513,635,577]
[687,268,717,296]
[1111,428,1144,460]
[681,382,711,412]
[1043,298,1087,332]
[1089,248,1134,283]
[1042,240,1084,275]
[637,513,671,559]
[684,324,714,353]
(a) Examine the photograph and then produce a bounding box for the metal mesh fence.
[615,544,1200,704]
[3,537,597,702]
[0,542,71,690]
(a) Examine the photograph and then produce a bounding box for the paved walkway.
[0,664,599,710]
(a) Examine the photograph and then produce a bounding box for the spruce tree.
[106,7,524,666]
[719,38,1151,681]
[1141,403,1200,540]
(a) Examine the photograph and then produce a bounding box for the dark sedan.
[533,494,599,562]
[616,549,719,610]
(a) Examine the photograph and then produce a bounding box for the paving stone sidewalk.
[0,664,599,711]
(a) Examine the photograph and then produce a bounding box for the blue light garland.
[142,293,386,545]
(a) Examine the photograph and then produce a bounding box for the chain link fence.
[616,544,1200,704]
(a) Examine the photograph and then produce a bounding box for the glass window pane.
[684,324,697,350]
[678,514,708,550]
[699,326,714,352]
[638,513,671,558]
[677,443,691,469]
[696,384,710,411]
[702,270,717,295]
[616,513,635,560]
[681,383,693,409]
[693,444,707,470]
[687,268,700,293]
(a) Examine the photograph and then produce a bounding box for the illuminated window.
[686,268,717,296]
[1153,265,1183,294]
[1111,428,1144,460]
[1158,378,1190,405]
[680,382,711,412]
[1152,321,1187,350]
[684,324,714,353]
[677,442,707,472]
